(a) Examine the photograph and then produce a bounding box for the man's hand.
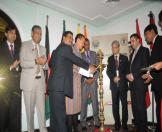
[89,65,96,74]
[113,76,120,83]
[10,60,20,70]
[85,78,94,85]
[142,73,152,84]
[151,62,162,71]
[35,56,47,65]
[126,73,134,82]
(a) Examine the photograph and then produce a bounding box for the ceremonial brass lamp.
[97,49,105,132]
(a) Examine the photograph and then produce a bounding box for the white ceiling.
[27,0,153,26]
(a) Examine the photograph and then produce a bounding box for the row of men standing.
[0,25,48,132]
[107,23,162,132]
[0,25,99,132]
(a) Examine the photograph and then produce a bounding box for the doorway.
[0,9,21,46]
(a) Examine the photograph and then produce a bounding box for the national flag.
[83,25,87,38]
[148,11,155,49]
[63,19,66,33]
[61,20,66,42]
[45,15,50,120]
[76,23,80,34]
[136,19,142,44]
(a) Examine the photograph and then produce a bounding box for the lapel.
[89,51,92,63]
[112,54,121,68]
[130,51,133,62]
[131,46,142,66]
[111,55,116,69]
[118,54,121,68]
[28,40,37,58]
[72,45,80,58]
[3,41,14,61]
[82,51,87,60]
[151,35,159,54]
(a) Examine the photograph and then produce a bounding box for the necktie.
[10,44,14,58]
[86,51,90,63]
[35,44,39,57]
[115,55,119,70]
[131,49,137,64]
[35,44,41,78]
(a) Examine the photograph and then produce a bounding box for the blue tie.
[86,51,90,63]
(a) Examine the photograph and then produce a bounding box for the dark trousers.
[154,90,161,132]
[111,87,128,128]
[66,114,78,132]
[49,91,67,132]
[0,77,21,132]
[130,83,147,132]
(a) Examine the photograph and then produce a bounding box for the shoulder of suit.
[21,40,32,48]
[0,41,8,47]
[156,35,162,43]
[22,40,32,45]
[120,54,128,58]
[141,46,149,52]
[57,43,71,53]
[108,55,114,60]
[157,35,162,39]
[90,50,96,54]
[39,44,45,49]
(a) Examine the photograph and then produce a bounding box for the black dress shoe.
[114,126,120,131]
[122,125,128,130]
[95,125,100,129]
[82,126,87,130]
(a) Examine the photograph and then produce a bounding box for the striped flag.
[45,15,50,120]
[63,20,66,33]
[76,23,80,34]
[83,25,87,38]
[61,20,66,42]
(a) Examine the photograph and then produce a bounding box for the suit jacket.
[0,41,20,80]
[20,40,47,92]
[82,50,98,81]
[150,35,162,95]
[106,54,128,90]
[128,46,150,90]
[48,43,89,98]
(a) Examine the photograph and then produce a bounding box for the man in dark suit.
[0,25,21,132]
[106,40,128,131]
[127,33,150,132]
[48,31,96,132]
[150,10,162,70]
[142,24,162,132]
[80,38,99,130]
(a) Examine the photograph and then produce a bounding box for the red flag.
[148,11,155,49]
[136,19,142,44]
[136,18,151,108]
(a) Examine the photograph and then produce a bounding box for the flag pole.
[46,15,49,26]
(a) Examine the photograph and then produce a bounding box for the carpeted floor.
[28,119,155,132]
